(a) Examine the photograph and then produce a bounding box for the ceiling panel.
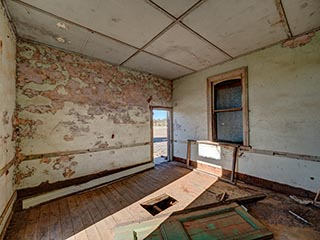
[6,0,138,65]
[145,24,230,70]
[18,0,100,27]
[6,0,319,80]
[123,52,193,79]
[183,0,288,57]
[81,32,137,65]
[282,0,320,36]
[151,0,198,18]
[18,0,173,48]
[6,0,89,53]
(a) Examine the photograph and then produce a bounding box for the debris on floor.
[216,192,228,202]
[115,194,269,240]
[289,210,313,225]
[289,195,313,205]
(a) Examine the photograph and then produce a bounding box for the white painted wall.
[0,2,16,236]
[15,41,172,190]
[173,31,320,192]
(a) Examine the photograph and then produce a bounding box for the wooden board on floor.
[115,203,273,240]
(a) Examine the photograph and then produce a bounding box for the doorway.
[151,107,172,165]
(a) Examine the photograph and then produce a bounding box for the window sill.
[195,140,251,149]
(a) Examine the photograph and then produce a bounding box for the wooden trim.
[21,141,151,161]
[150,106,154,163]
[174,139,320,162]
[0,209,13,240]
[150,106,173,161]
[18,161,153,199]
[0,191,17,239]
[149,106,172,110]
[186,140,192,168]
[173,156,316,199]
[168,109,173,161]
[207,76,212,140]
[275,0,293,38]
[207,67,249,146]
[213,107,242,113]
[0,192,16,224]
[185,139,238,183]
[244,147,320,163]
[21,162,154,209]
[0,159,14,178]
[242,67,249,146]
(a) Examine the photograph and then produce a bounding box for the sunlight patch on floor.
[67,170,218,239]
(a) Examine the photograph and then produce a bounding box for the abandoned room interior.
[0,0,320,239]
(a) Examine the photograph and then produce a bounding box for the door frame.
[150,106,173,163]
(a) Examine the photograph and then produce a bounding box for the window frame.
[207,67,249,146]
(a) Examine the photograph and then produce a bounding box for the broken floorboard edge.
[21,162,154,209]
[20,141,151,161]
[0,191,17,240]
[174,140,320,163]
[173,156,317,199]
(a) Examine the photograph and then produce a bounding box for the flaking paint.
[173,31,320,192]
[15,40,172,189]
[0,2,16,235]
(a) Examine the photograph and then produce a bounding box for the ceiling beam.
[120,0,232,68]
[274,0,293,38]
[1,0,18,36]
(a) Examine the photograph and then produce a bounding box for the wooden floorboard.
[58,198,75,239]
[5,162,320,239]
[4,162,255,240]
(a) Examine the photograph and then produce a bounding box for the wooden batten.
[21,162,154,209]
[0,191,17,240]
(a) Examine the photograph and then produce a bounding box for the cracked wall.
[15,40,172,189]
[0,3,16,235]
[173,31,320,192]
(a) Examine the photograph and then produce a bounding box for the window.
[207,67,248,146]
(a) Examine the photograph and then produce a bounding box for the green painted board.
[144,203,272,240]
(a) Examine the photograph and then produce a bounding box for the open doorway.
[151,108,172,165]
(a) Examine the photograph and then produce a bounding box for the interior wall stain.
[15,40,172,188]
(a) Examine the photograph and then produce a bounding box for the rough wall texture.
[15,40,171,189]
[173,30,320,192]
[0,3,16,235]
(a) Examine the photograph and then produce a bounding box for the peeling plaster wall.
[0,3,16,235]
[15,41,171,189]
[173,31,320,192]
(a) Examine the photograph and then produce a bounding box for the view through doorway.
[152,109,169,165]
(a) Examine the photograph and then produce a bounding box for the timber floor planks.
[5,162,195,240]
[5,162,320,240]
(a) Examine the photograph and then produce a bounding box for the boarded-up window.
[207,67,248,146]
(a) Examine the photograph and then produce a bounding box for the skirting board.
[0,192,17,240]
[22,162,154,209]
[173,156,316,199]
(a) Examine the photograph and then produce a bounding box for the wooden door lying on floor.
[115,203,273,240]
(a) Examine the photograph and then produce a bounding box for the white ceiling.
[4,0,320,79]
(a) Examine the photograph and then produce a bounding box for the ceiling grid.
[3,0,320,79]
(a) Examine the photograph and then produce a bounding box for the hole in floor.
[141,193,177,216]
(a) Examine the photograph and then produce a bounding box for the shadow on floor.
[5,162,320,240]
